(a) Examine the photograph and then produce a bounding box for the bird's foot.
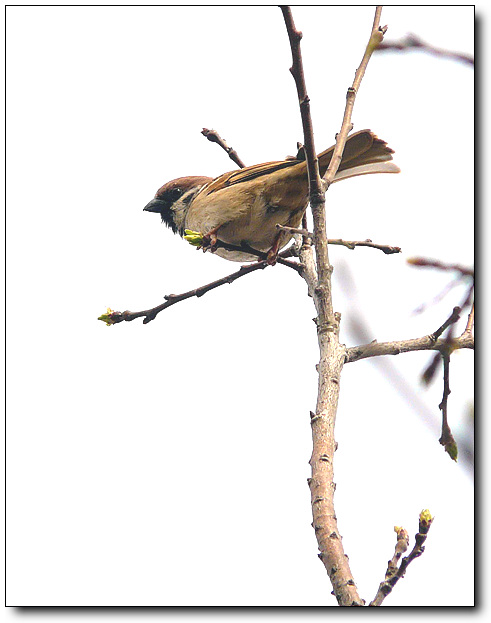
[265,235,281,265]
[201,227,220,253]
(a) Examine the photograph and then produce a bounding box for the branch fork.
[369,510,434,606]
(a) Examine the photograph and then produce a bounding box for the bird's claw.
[265,234,281,265]
[266,249,278,265]
[201,228,219,253]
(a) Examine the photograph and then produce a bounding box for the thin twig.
[431,306,461,341]
[199,237,302,272]
[421,283,473,386]
[369,511,434,606]
[420,289,473,459]
[376,33,474,66]
[407,257,474,278]
[99,248,299,325]
[201,128,246,169]
[101,262,269,325]
[386,527,410,576]
[347,302,466,463]
[327,238,400,254]
[413,277,464,314]
[275,225,401,254]
[370,526,409,606]
[322,7,386,190]
[439,353,458,460]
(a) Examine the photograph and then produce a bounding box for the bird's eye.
[169,188,182,201]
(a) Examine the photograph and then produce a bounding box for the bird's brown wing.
[199,129,395,196]
[199,159,301,197]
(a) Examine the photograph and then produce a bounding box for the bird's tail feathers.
[317,130,400,182]
[333,161,400,182]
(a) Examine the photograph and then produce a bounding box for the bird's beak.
[143,198,166,213]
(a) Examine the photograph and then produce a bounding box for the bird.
[143,129,399,263]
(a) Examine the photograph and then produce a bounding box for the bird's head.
[143,175,212,235]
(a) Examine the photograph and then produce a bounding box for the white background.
[4,1,479,614]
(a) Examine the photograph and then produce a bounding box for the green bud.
[183,229,204,247]
[445,440,458,462]
[98,307,116,326]
[419,509,434,531]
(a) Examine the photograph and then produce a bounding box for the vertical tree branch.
[281,5,388,606]
[280,8,323,194]
[280,6,333,313]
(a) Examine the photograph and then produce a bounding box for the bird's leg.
[201,225,221,253]
[266,232,282,265]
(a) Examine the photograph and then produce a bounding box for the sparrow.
[143,129,399,263]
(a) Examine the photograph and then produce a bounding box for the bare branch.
[99,246,299,325]
[407,257,474,278]
[280,6,323,202]
[101,262,270,325]
[201,127,247,169]
[345,332,473,364]
[420,314,461,460]
[439,353,458,460]
[369,511,434,606]
[431,306,462,341]
[322,8,387,189]
[376,33,474,66]
[348,298,467,463]
[326,238,400,254]
[280,5,336,307]
[275,225,401,254]
[413,277,465,314]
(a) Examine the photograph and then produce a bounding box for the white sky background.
[4,3,478,612]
